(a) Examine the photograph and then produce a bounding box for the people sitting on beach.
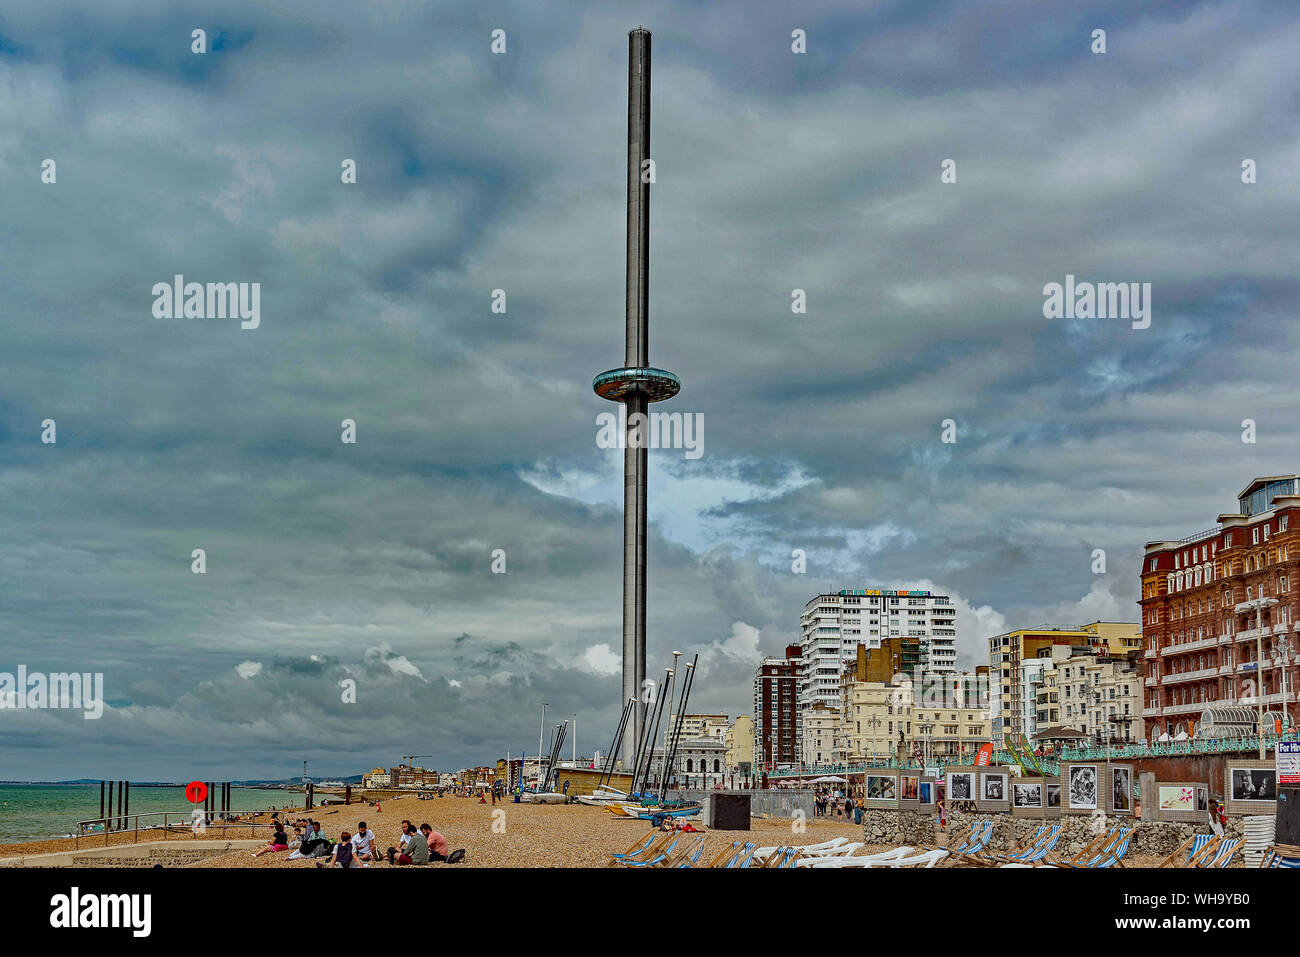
[253,822,290,857]
[387,823,429,865]
[290,821,331,859]
[420,824,450,862]
[385,819,413,859]
[316,831,361,868]
[351,822,376,863]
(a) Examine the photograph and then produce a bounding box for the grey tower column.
[593,28,680,773]
[622,28,651,767]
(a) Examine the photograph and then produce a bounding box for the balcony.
[1218,664,1234,675]
[1143,649,1157,659]
[1145,676,1158,687]
[1219,634,1234,645]
[1162,702,1211,715]
[1164,634,1220,655]
[1162,666,1221,685]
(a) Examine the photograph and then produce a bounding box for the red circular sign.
[185,781,208,804]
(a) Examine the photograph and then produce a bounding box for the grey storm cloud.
[2,0,1300,778]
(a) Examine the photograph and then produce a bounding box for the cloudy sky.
[2,0,1299,780]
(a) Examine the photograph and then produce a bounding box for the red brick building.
[1140,475,1300,740]
[753,644,800,770]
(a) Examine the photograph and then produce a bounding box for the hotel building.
[1140,475,1300,739]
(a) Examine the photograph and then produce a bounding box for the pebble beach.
[0,792,1187,867]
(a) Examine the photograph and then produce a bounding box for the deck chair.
[1066,828,1133,868]
[720,842,758,868]
[755,846,786,869]
[1193,836,1239,868]
[758,846,798,869]
[1157,833,1215,869]
[1043,826,1117,867]
[965,824,1045,866]
[609,829,660,862]
[946,820,996,864]
[672,836,709,868]
[772,846,805,869]
[702,841,741,868]
[609,830,674,867]
[655,833,706,868]
[986,825,1062,865]
[945,820,983,854]
[1261,844,1300,868]
[620,832,680,867]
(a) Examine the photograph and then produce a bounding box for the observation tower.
[593,28,681,766]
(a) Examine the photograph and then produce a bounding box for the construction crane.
[401,753,433,768]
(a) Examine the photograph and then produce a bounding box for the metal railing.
[73,808,289,849]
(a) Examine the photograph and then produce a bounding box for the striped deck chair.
[1077,828,1134,869]
[947,820,996,864]
[761,846,799,869]
[1044,826,1118,867]
[775,846,803,868]
[946,820,984,854]
[620,832,681,867]
[1055,826,1128,868]
[755,846,786,869]
[989,825,1062,865]
[977,824,1045,865]
[660,834,706,868]
[702,841,741,868]
[1193,837,1240,869]
[1261,844,1300,868]
[1157,833,1214,869]
[727,842,760,868]
[608,830,672,866]
[674,836,709,868]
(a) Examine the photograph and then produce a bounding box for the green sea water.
[0,784,297,843]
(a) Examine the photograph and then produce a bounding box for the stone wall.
[863,806,1243,859]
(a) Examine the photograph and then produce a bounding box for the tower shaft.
[622,28,651,767]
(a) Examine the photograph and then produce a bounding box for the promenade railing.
[72,807,291,849]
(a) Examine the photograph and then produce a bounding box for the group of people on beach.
[253,813,457,867]
[812,789,862,820]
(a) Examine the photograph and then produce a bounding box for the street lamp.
[1275,633,1293,738]
[1239,596,1278,759]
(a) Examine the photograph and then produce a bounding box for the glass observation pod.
[592,367,682,402]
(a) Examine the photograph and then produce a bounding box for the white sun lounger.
[797,846,916,868]
[752,837,851,863]
[880,848,948,868]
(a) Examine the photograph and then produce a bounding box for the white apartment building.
[799,589,958,727]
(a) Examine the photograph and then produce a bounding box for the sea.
[0,784,297,843]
